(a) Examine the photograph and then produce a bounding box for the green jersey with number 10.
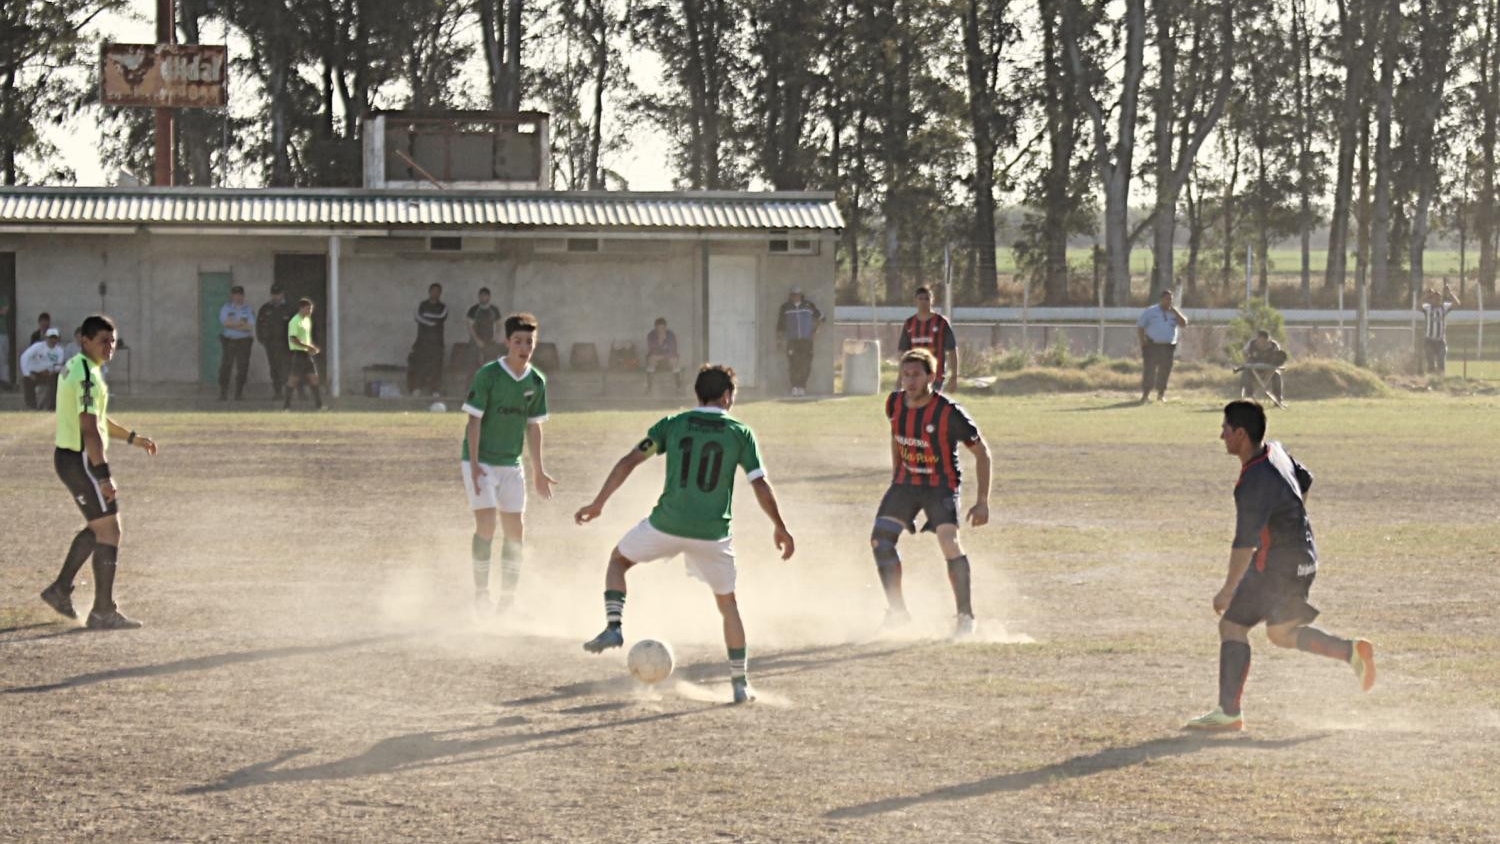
[643,408,764,541]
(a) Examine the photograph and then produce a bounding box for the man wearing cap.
[218,285,256,402]
[257,283,297,401]
[776,285,823,397]
[20,327,66,410]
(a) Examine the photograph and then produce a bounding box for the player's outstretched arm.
[106,417,157,456]
[749,477,795,560]
[575,447,652,524]
[965,437,992,527]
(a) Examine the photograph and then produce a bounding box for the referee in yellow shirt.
[39,315,158,630]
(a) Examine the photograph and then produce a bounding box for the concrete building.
[0,187,842,398]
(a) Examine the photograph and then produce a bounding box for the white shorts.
[616,519,737,595]
[461,462,526,513]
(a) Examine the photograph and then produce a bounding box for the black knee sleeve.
[871,521,902,569]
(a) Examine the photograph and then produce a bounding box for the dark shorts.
[55,447,118,521]
[1224,567,1320,628]
[876,484,960,534]
[289,351,317,378]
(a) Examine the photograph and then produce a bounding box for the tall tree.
[747,0,827,190]
[1368,0,1399,303]
[1398,0,1464,303]
[1143,0,1235,299]
[958,0,1020,300]
[1325,0,1384,291]
[1065,0,1146,304]
[476,0,525,110]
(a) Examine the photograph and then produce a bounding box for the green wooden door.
[199,272,234,383]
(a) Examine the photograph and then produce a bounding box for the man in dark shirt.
[30,312,52,345]
[897,287,959,390]
[256,284,297,400]
[1239,330,1287,404]
[775,286,823,396]
[411,283,449,397]
[466,287,503,370]
[1185,400,1377,731]
[870,348,992,639]
[644,317,681,391]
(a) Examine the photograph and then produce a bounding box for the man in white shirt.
[21,327,66,410]
[1136,290,1189,403]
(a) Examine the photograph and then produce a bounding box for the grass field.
[3,391,1498,842]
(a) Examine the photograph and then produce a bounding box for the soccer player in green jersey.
[40,315,159,630]
[575,364,795,704]
[462,313,558,615]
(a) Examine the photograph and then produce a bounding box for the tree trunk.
[505,0,523,111]
[586,0,607,190]
[962,0,1001,301]
[1369,0,1397,303]
[1039,0,1074,304]
[1326,0,1378,291]
[1149,0,1177,298]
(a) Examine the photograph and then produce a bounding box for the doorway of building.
[707,255,759,387]
[0,253,15,386]
[274,253,329,354]
[198,272,234,384]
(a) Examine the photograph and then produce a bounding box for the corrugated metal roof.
[0,187,843,232]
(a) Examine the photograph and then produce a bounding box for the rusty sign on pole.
[100,44,228,109]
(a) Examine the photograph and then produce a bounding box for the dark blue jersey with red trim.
[1233,441,1317,576]
[886,390,980,490]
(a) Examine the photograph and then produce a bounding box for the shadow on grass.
[826,731,1328,819]
[0,622,67,637]
[498,642,918,709]
[3,632,422,694]
[183,709,701,793]
[1062,399,1149,412]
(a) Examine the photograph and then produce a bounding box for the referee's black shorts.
[55,447,118,521]
[289,350,318,378]
[1224,565,1319,628]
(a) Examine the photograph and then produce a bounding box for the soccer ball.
[429,401,447,412]
[627,639,675,685]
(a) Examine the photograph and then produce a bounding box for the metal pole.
[153,0,176,186]
[1337,285,1345,354]
[1021,282,1030,355]
[1479,284,1486,362]
[328,236,341,398]
[943,243,952,316]
[1097,271,1106,355]
[1245,243,1252,303]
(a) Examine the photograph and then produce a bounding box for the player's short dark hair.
[79,314,116,340]
[298,297,314,309]
[429,283,442,292]
[231,285,244,294]
[695,364,737,403]
[1223,399,1266,443]
[900,348,937,375]
[479,287,491,296]
[504,312,538,338]
[38,312,51,321]
[1256,329,1270,339]
[655,317,667,326]
[914,286,931,298]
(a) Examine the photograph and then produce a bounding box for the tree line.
[1,0,1493,305]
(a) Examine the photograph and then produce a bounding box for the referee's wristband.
[89,461,112,481]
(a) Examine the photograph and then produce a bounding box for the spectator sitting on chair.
[20,328,66,410]
[645,317,682,391]
[467,287,503,369]
[1419,283,1460,376]
[1240,330,1286,404]
[411,283,449,397]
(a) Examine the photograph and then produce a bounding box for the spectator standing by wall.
[1420,283,1460,376]
[20,327,66,409]
[466,287,503,370]
[776,286,823,397]
[1136,290,1189,403]
[218,285,255,401]
[29,312,52,345]
[645,317,682,391]
[257,284,297,400]
[411,283,449,397]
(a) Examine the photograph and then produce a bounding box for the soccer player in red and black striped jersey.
[897,286,958,390]
[871,348,991,638]
[1185,400,1377,731]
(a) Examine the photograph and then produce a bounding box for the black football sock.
[90,544,120,616]
[471,534,492,593]
[1295,626,1354,662]
[604,590,625,629]
[55,528,96,591]
[946,555,973,617]
[1218,640,1251,717]
[310,384,323,409]
[877,563,906,613]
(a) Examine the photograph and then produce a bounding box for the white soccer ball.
[627,639,675,685]
[428,401,447,412]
